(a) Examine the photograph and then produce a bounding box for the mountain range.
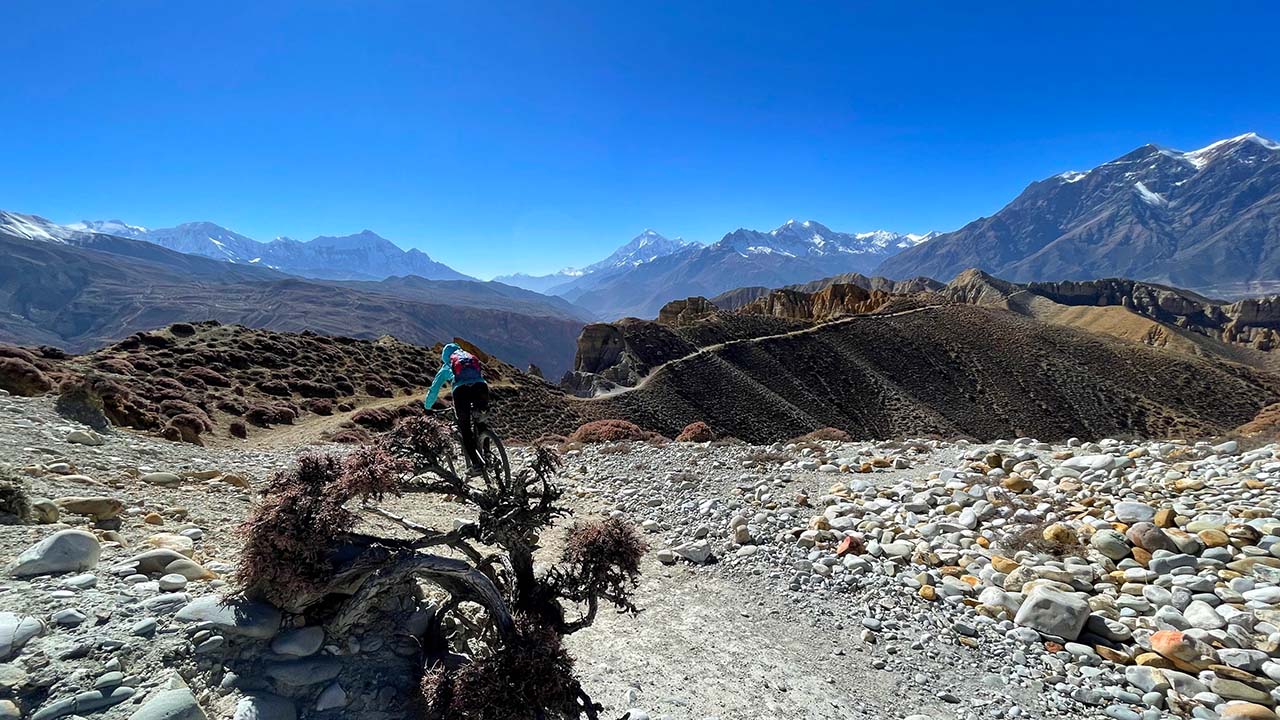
[878,132,1280,298]
[0,211,587,376]
[520,222,933,320]
[68,220,471,282]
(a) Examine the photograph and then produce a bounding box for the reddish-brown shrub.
[230,420,248,439]
[159,398,212,425]
[166,414,207,444]
[169,322,196,337]
[245,404,296,428]
[328,428,371,444]
[304,398,334,415]
[256,379,292,397]
[94,358,136,376]
[183,366,232,387]
[217,397,248,415]
[550,518,646,616]
[236,452,404,604]
[567,419,657,445]
[676,421,716,443]
[365,381,393,398]
[0,344,39,364]
[351,407,397,431]
[290,380,338,399]
[0,357,53,396]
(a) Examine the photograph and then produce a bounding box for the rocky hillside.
[943,270,1280,363]
[0,322,578,448]
[578,304,1280,443]
[711,272,942,311]
[878,133,1280,298]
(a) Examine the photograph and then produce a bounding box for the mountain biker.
[424,342,490,477]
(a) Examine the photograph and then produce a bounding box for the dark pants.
[453,382,490,467]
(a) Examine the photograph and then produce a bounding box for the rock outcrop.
[740,284,892,321]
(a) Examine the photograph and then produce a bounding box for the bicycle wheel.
[476,426,511,490]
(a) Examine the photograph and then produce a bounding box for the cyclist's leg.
[454,384,482,469]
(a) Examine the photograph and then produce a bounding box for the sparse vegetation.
[0,356,53,397]
[233,416,643,718]
[568,419,661,444]
[676,421,716,442]
[54,374,112,431]
[0,466,32,525]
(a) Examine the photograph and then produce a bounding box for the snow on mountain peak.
[0,210,79,243]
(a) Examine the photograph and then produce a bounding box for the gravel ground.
[3,390,1279,720]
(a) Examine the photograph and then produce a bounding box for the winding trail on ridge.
[592,304,943,399]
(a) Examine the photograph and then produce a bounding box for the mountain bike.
[429,407,511,492]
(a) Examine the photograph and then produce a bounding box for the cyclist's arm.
[423,364,453,409]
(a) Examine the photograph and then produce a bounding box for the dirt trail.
[595,305,940,398]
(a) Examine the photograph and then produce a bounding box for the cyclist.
[424,342,490,477]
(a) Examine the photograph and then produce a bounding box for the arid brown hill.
[0,321,576,446]
[942,269,1280,371]
[577,304,1280,444]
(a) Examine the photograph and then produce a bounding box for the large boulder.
[10,529,100,577]
[175,595,281,639]
[1013,586,1090,640]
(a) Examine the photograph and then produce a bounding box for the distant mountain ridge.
[493,229,699,294]
[556,220,933,320]
[0,210,587,374]
[877,132,1280,298]
[68,219,471,282]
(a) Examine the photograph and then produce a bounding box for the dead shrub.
[746,451,792,465]
[55,374,112,432]
[998,521,1082,560]
[0,467,32,525]
[792,427,852,443]
[420,615,579,720]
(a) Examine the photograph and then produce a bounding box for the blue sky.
[3,1,1278,279]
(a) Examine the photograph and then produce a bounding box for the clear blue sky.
[3,1,1277,279]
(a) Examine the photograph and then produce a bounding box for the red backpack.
[450,350,484,384]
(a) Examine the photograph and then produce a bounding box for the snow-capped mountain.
[877,132,1280,297]
[1,211,86,243]
[493,230,699,294]
[63,220,472,281]
[715,220,930,259]
[581,229,699,273]
[554,220,932,320]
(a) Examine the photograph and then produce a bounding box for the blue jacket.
[423,343,485,409]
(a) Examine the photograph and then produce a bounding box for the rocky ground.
[4,387,1280,720]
